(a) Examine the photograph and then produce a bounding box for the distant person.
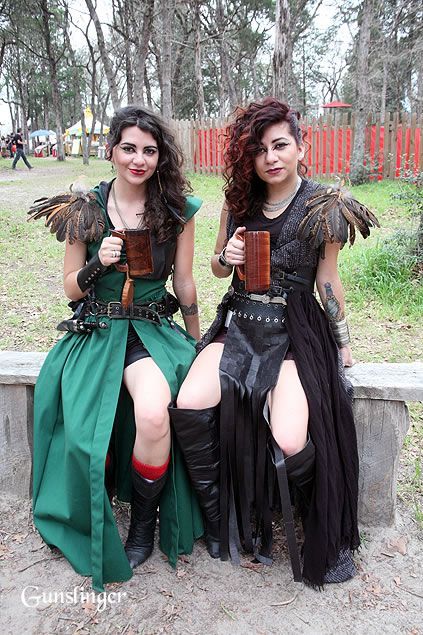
[12,128,33,169]
[6,134,15,158]
[0,136,6,158]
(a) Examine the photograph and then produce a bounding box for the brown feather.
[298,185,380,250]
[28,191,105,244]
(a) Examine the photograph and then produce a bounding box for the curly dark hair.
[107,105,192,242]
[223,97,307,223]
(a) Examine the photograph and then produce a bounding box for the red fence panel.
[183,113,421,179]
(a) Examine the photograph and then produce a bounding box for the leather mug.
[110,229,154,278]
[236,230,271,293]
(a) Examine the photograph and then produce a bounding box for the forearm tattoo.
[323,282,344,322]
[180,303,198,316]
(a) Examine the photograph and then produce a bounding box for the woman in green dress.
[32,106,205,591]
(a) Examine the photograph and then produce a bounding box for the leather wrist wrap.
[218,247,232,269]
[77,253,108,292]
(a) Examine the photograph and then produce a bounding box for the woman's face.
[253,121,304,188]
[111,125,159,187]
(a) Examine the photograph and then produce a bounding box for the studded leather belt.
[228,292,287,324]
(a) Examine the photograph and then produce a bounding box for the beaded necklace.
[262,176,302,215]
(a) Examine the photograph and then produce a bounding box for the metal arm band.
[77,253,108,292]
[218,247,232,269]
[329,317,351,347]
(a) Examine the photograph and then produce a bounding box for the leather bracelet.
[330,317,351,347]
[218,247,232,269]
[77,253,108,292]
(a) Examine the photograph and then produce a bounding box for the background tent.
[65,107,109,137]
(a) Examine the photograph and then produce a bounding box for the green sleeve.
[184,195,202,221]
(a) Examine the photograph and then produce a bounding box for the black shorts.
[124,324,151,368]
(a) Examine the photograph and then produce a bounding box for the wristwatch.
[218,247,232,268]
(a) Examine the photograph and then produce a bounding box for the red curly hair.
[223,97,307,223]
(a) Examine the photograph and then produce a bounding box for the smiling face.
[111,125,159,188]
[253,121,304,191]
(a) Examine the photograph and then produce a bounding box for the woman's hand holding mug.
[98,235,123,267]
[224,226,246,266]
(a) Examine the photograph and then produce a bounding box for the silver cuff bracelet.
[330,317,351,347]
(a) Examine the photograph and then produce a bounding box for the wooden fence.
[172,112,422,180]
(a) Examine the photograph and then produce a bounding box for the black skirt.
[213,290,360,587]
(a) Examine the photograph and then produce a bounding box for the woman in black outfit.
[170,98,377,587]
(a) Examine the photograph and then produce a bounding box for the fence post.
[374,113,381,179]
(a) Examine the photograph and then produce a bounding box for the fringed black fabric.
[218,311,290,564]
[285,291,360,586]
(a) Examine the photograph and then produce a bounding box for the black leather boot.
[125,468,168,569]
[168,406,220,559]
[285,438,316,529]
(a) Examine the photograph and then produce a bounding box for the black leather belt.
[93,294,179,325]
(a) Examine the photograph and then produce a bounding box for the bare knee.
[176,390,218,410]
[272,428,307,458]
[134,403,169,442]
[176,379,220,410]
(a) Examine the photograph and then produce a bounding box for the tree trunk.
[98,92,110,146]
[350,0,375,184]
[80,108,89,165]
[380,57,387,123]
[85,0,121,112]
[216,0,237,111]
[160,0,174,119]
[133,0,154,105]
[144,67,152,108]
[39,0,65,161]
[414,37,423,118]
[272,0,292,101]
[64,26,89,164]
[193,0,205,119]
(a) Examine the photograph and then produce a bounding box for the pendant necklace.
[111,181,144,229]
[263,176,302,214]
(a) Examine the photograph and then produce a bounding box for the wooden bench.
[0,351,422,527]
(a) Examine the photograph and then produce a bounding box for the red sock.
[132,454,170,481]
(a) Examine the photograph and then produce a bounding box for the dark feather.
[298,185,380,249]
[28,191,105,244]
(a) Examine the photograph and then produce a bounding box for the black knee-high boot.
[125,468,168,569]
[285,438,316,529]
[269,436,316,582]
[168,406,220,559]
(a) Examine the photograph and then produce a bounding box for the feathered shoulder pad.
[298,182,380,252]
[27,177,105,244]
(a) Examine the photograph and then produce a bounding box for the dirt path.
[1,493,422,635]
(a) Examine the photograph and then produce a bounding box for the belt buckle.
[107,301,122,318]
[148,301,159,313]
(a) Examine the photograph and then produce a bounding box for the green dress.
[32,183,204,591]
